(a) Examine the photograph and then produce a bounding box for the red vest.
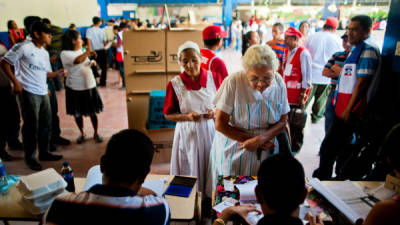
[282,46,310,105]
[200,48,217,71]
[9,29,24,48]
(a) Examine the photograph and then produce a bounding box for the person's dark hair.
[257,154,306,214]
[204,38,221,48]
[30,21,52,38]
[351,15,373,31]
[101,129,154,184]
[92,16,101,25]
[61,29,80,51]
[107,19,114,23]
[69,23,76,29]
[273,22,284,32]
[323,24,334,31]
[299,21,310,30]
[242,31,255,56]
[23,16,41,34]
[113,25,119,31]
[42,18,51,25]
[119,22,128,30]
[7,20,14,30]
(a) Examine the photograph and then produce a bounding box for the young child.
[200,25,229,90]
[60,29,104,144]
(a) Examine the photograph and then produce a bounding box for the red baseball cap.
[325,17,339,30]
[202,25,227,40]
[285,27,302,38]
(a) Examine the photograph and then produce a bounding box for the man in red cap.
[304,16,342,124]
[281,26,312,153]
[200,25,229,90]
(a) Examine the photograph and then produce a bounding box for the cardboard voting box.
[123,30,166,73]
[166,29,203,73]
[126,91,173,163]
[125,72,167,92]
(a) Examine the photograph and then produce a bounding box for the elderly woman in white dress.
[163,41,217,193]
[206,45,291,194]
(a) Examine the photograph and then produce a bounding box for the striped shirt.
[269,40,285,63]
[324,50,350,85]
[355,40,380,78]
[44,184,170,225]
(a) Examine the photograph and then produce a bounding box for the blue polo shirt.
[44,184,171,225]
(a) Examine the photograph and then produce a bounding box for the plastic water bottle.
[0,158,9,194]
[61,161,75,192]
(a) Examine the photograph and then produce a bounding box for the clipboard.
[164,176,196,198]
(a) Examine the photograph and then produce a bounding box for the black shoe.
[26,160,42,171]
[49,144,57,152]
[0,151,12,161]
[52,136,71,145]
[39,153,63,161]
[8,140,23,150]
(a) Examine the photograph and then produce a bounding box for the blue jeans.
[18,90,52,162]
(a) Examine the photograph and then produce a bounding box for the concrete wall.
[0,0,99,32]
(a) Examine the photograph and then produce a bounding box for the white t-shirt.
[4,40,51,95]
[86,26,106,51]
[305,31,343,85]
[60,49,96,91]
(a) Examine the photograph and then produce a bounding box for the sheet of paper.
[213,197,238,213]
[235,181,258,202]
[309,178,363,224]
[224,180,235,192]
[368,183,398,201]
[83,165,166,196]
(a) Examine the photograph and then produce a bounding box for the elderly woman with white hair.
[206,44,291,194]
[163,41,219,193]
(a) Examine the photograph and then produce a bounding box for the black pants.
[48,80,61,139]
[92,49,107,86]
[288,105,307,153]
[18,90,52,162]
[312,116,355,180]
[0,86,21,151]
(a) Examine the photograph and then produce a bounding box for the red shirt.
[163,69,208,115]
[200,48,228,90]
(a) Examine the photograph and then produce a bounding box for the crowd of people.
[0,11,398,225]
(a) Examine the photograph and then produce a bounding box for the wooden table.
[0,174,200,224]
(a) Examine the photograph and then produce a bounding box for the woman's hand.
[214,205,262,225]
[238,135,263,152]
[260,140,275,151]
[305,212,324,225]
[203,109,215,120]
[187,112,201,122]
[86,49,97,58]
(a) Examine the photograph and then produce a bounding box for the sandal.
[77,135,85,144]
[94,134,103,143]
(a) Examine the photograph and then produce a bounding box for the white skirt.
[170,118,215,193]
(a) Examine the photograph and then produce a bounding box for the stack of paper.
[309,178,373,224]
[16,168,67,214]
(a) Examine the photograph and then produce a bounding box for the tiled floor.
[1,49,324,225]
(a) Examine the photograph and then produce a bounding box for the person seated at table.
[206,44,291,195]
[163,41,217,194]
[44,129,171,225]
[212,154,307,225]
